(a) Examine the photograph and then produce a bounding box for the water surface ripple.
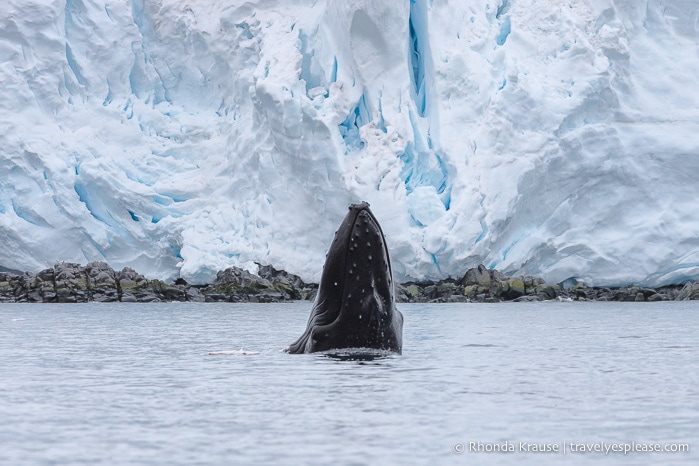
[1,302,697,465]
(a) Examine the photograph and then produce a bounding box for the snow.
[1,0,699,287]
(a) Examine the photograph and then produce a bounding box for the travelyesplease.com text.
[453,441,690,455]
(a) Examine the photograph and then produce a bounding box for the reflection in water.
[321,348,397,362]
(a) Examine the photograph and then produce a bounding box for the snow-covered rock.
[1,0,698,286]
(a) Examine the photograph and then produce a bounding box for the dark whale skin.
[287,202,403,354]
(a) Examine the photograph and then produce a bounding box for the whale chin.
[287,202,403,354]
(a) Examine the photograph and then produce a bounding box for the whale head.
[287,202,403,354]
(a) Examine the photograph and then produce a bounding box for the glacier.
[1,0,699,286]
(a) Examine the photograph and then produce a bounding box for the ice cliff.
[1,0,699,286]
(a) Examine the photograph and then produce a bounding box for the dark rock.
[423,285,439,300]
[12,274,31,301]
[445,295,469,303]
[595,288,614,301]
[53,262,89,303]
[396,283,421,303]
[198,265,307,302]
[185,287,206,302]
[513,295,541,302]
[461,264,491,287]
[0,273,13,299]
[611,288,632,301]
[118,267,153,302]
[36,267,55,283]
[204,293,227,302]
[30,267,57,302]
[535,284,558,300]
[257,263,306,289]
[209,267,272,294]
[501,279,525,300]
[27,289,42,303]
[85,262,119,302]
[257,292,286,303]
[491,269,505,282]
[2,261,698,304]
[574,287,588,300]
[300,286,318,301]
[146,280,185,302]
[523,276,535,289]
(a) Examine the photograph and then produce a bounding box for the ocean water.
[0,301,697,465]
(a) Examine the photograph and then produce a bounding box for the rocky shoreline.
[1,262,698,304]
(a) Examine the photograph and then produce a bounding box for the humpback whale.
[287,202,403,354]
